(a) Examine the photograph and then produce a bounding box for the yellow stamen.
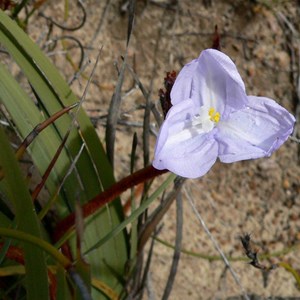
[208,107,220,123]
[213,112,220,122]
[208,108,215,118]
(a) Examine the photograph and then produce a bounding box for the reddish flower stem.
[0,242,24,265]
[54,165,167,242]
[0,243,57,300]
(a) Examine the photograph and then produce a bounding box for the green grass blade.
[0,228,71,268]
[0,126,49,300]
[56,265,70,300]
[0,62,73,210]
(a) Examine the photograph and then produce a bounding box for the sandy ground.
[10,0,300,299]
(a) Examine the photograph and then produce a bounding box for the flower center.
[164,106,221,147]
[190,106,220,133]
[208,108,220,123]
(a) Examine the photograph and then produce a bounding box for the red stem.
[53,165,167,242]
[0,243,57,300]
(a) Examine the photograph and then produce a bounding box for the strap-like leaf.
[0,127,49,300]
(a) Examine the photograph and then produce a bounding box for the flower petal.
[171,49,247,117]
[217,96,295,163]
[153,98,218,178]
[154,98,199,158]
[153,132,218,178]
[170,58,198,105]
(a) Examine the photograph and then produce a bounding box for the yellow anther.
[208,108,215,118]
[213,112,220,123]
[208,107,220,123]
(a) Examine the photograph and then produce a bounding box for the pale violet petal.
[154,98,200,159]
[153,97,218,178]
[201,49,246,92]
[153,132,218,178]
[197,49,247,117]
[171,49,247,118]
[159,109,215,151]
[170,59,198,105]
[217,96,295,163]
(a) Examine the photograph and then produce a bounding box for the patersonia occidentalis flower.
[153,49,295,178]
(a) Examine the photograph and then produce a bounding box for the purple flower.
[153,49,295,178]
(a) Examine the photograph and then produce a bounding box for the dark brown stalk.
[212,25,221,51]
[31,130,70,202]
[15,102,78,160]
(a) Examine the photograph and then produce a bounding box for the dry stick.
[138,177,185,252]
[89,0,112,47]
[134,178,184,299]
[143,6,169,166]
[289,136,300,143]
[52,35,85,72]
[162,190,183,300]
[154,236,299,262]
[184,188,250,300]
[69,268,92,300]
[276,11,300,135]
[139,9,170,248]
[38,0,86,32]
[105,0,135,167]
[68,56,91,86]
[139,230,157,300]
[105,60,126,166]
[124,62,162,127]
[54,166,167,242]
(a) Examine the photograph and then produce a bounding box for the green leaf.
[56,265,70,300]
[0,126,49,300]
[0,228,71,268]
[0,11,129,298]
[84,174,176,254]
[0,62,72,212]
[0,12,100,207]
